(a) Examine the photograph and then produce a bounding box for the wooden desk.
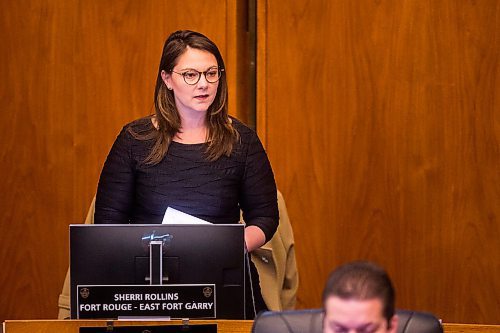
[3,320,500,333]
[3,319,254,333]
[443,323,500,333]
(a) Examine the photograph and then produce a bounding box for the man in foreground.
[322,261,398,333]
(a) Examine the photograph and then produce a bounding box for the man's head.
[322,261,398,333]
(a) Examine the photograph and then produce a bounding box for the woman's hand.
[244,225,266,252]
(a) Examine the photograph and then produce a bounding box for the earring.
[167,86,172,90]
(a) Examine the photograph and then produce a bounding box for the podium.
[3,319,254,333]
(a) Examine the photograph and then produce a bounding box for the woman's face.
[162,47,219,118]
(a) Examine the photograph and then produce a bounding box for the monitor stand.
[149,240,165,285]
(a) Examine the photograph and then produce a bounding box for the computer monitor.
[70,224,245,319]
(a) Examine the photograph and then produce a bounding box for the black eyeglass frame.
[171,67,225,85]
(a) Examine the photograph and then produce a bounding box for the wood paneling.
[2,0,498,324]
[0,0,247,321]
[258,0,499,324]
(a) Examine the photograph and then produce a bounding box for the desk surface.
[443,323,500,333]
[3,319,253,333]
[3,320,500,333]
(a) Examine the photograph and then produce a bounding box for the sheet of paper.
[162,207,212,224]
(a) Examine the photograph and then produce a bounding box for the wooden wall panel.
[258,0,499,324]
[0,0,247,321]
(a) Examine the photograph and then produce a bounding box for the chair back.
[251,309,443,333]
[397,310,443,333]
[252,309,322,333]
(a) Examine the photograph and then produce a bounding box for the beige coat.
[57,191,298,319]
[250,191,298,311]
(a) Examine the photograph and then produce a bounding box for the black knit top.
[94,117,279,242]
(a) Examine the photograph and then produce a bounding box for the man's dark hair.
[322,261,395,325]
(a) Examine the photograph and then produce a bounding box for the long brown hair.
[133,30,239,165]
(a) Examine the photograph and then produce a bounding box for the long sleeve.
[94,126,136,224]
[239,130,279,242]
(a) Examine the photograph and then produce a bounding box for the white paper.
[162,207,212,225]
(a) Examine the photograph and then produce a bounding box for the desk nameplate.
[76,284,215,319]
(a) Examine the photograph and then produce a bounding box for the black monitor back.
[70,224,245,319]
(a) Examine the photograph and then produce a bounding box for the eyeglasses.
[171,67,224,85]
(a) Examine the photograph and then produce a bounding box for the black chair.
[251,309,443,333]
[396,310,443,333]
[252,309,323,333]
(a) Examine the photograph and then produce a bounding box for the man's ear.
[389,314,398,333]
